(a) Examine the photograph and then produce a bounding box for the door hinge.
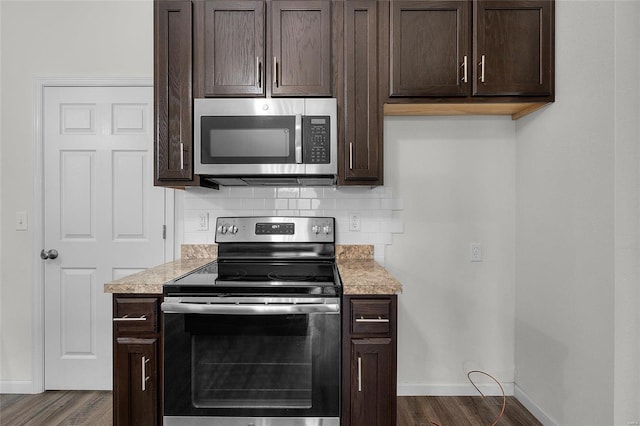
[162,225,166,240]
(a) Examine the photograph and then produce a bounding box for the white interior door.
[43,85,166,390]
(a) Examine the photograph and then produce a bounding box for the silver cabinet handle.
[349,143,353,170]
[273,56,278,87]
[40,249,59,260]
[141,356,150,391]
[357,356,362,392]
[113,314,147,322]
[295,114,302,163]
[461,55,468,83]
[179,142,184,170]
[256,56,262,88]
[479,55,486,83]
[356,316,389,323]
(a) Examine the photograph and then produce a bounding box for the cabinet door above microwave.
[194,0,332,98]
[195,0,266,97]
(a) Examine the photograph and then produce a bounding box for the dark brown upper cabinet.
[154,0,198,186]
[473,0,553,96]
[339,0,383,185]
[194,0,332,98]
[195,0,265,97]
[390,0,470,97]
[385,0,554,102]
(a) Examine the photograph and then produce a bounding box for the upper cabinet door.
[154,0,194,183]
[197,0,266,97]
[341,0,382,185]
[473,0,554,96]
[270,0,332,96]
[389,0,470,97]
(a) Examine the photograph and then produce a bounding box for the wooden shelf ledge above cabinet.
[383,101,551,121]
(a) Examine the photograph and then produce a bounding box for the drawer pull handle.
[357,356,362,392]
[141,356,150,391]
[356,316,389,323]
[113,314,147,322]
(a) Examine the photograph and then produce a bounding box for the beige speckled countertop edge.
[104,244,402,295]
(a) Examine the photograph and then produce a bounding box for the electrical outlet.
[198,212,209,231]
[349,212,361,232]
[470,242,482,262]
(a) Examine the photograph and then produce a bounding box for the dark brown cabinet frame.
[112,295,163,426]
[193,0,333,98]
[154,0,198,186]
[342,295,398,426]
[382,0,555,104]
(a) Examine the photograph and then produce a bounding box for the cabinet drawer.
[350,299,391,335]
[113,297,159,334]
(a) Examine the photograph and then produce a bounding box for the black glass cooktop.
[164,261,341,297]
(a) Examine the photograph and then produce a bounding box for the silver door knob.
[41,249,58,260]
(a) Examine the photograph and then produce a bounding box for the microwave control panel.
[303,116,330,164]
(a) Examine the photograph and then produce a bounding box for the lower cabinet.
[342,295,398,426]
[112,295,162,426]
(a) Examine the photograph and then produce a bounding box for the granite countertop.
[103,245,217,294]
[104,244,402,295]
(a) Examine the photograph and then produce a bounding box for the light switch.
[16,211,28,231]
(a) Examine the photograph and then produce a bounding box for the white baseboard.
[0,380,40,394]
[398,382,515,397]
[514,385,559,426]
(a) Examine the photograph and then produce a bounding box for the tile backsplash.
[181,186,404,264]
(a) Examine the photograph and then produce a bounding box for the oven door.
[162,297,341,426]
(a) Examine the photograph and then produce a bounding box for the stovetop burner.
[164,217,341,297]
[166,260,340,296]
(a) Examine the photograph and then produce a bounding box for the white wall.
[515,1,640,425]
[613,2,640,425]
[0,0,152,390]
[384,117,516,394]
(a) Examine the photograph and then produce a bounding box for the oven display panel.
[255,222,295,235]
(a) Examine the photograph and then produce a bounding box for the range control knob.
[311,225,320,235]
[229,225,239,234]
[323,225,331,234]
[218,224,228,234]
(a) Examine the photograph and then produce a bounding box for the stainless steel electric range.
[162,216,342,426]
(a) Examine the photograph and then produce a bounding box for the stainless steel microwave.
[194,98,337,187]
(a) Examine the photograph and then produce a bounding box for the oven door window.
[201,116,296,164]
[191,315,311,409]
[163,311,340,417]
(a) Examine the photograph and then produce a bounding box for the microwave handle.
[295,114,302,164]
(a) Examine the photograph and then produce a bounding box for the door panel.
[342,0,381,183]
[271,0,332,96]
[44,86,166,390]
[390,0,470,97]
[473,0,553,96]
[200,0,265,96]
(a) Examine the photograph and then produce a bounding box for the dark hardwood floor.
[0,392,541,425]
[398,396,542,426]
[0,391,111,426]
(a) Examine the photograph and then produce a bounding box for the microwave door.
[198,115,306,175]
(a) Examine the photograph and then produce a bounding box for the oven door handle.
[161,302,340,315]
